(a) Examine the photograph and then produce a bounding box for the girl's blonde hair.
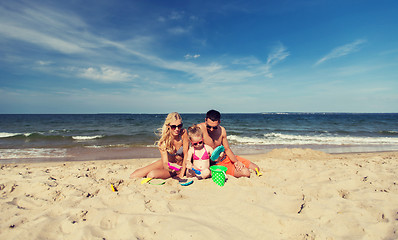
[156,112,182,153]
[187,124,203,141]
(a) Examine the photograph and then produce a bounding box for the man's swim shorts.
[216,155,251,176]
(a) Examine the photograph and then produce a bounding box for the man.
[198,110,260,178]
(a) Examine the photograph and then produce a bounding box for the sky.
[0,0,397,114]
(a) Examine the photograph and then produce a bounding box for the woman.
[130,112,189,179]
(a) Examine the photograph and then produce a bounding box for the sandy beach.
[1,148,397,239]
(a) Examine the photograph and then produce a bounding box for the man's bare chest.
[203,134,222,149]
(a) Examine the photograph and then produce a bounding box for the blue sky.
[1,0,397,113]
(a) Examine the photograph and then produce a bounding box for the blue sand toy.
[180,179,194,186]
[192,168,201,174]
[210,145,225,161]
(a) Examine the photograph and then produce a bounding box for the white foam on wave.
[84,145,103,148]
[0,132,38,138]
[227,135,269,145]
[72,135,104,141]
[385,131,398,134]
[0,148,68,159]
[84,144,132,148]
[228,133,398,145]
[49,129,70,133]
[0,132,21,138]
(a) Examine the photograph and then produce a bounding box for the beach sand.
[1,149,397,239]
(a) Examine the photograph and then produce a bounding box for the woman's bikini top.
[169,145,183,157]
[193,147,209,161]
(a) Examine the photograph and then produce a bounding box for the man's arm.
[221,127,237,162]
[221,127,244,170]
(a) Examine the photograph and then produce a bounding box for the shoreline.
[1,148,397,239]
[1,149,398,166]
[1,144,398,164]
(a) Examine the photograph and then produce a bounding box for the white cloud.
[0,3,90,54]
[168,26,190,35]
[157,10,196,35]
[232,56,261,65]
[267,44,290,66]
[78,66,138,83]
[379,48,398,56]
[171,45,289,83]
[315,39,367,66]
[0,23,87,54]
[37,60,53,66]
[260,43,290,78]
[158,16,166,22]
[335,64,383,77]
[169,11,184,20]
[0,2,285,88]
[184,54,200,59]
[159,11,185,22]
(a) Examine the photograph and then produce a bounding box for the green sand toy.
[210,165,227,186]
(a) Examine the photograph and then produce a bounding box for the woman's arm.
[179,130,190,178]
[159,148,169,171]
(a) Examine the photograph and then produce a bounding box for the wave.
[49,129,71,133]
[0,132,21,138]
[379,131,398,136]
[1,132,106,141]
[0,132,45,138]
[72,135,104,141]
[0,132,71,141]
[0,148,68,159]
[227,133,398,145]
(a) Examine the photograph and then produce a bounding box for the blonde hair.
[187,124,203,141]
[156,112,183,153]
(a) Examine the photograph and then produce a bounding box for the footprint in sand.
[144,199,173,213]
[377,212,389,223]
[66,210,89,226]
[338,189,350,199]
[167,189,186,201]
[51,190,65,202]
[1,184,19,201]
[8,196,44,209]
[100,213,119,230]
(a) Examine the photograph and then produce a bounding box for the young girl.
[130,112,189,179]
[185,125,213,179]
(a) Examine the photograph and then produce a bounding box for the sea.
[1,113,398,163]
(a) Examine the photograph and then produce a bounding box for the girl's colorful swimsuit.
[193,147,209,161]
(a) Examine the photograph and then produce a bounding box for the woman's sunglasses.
[170,123,183,130]
[206,125,218,130]
[191,140,203,146]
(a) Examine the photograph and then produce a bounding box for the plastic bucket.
[210,165,228,186]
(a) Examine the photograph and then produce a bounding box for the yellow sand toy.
[140,177,152,184]
[255,168,263,176]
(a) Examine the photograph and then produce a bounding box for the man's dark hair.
[206,109,221,121]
